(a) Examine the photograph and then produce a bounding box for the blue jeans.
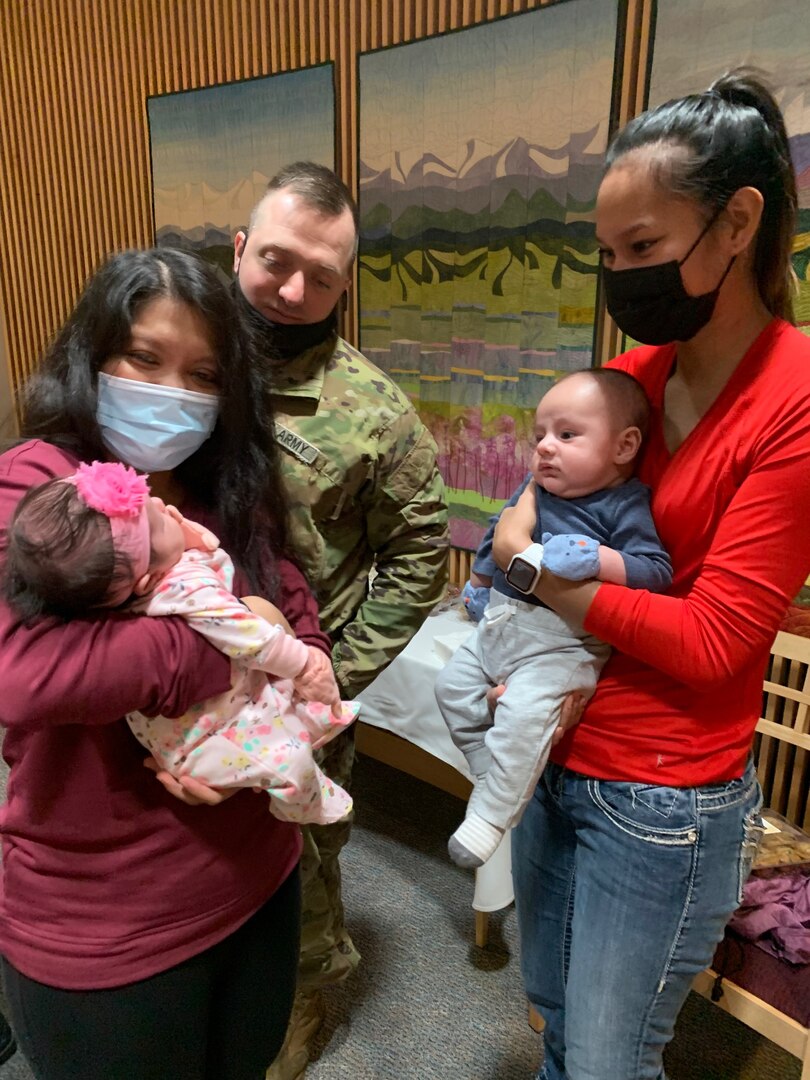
[513,760,763,1080]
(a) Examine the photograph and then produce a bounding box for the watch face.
[506,557,537,593]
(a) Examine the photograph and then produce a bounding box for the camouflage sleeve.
[331,414,449,698]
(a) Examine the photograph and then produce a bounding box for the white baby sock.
[448,812,504,868]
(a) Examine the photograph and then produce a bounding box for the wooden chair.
[448,546,474,594]
[691,630,810,1079]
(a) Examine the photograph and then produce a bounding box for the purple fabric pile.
[730,865,810,965]
[712,862,810,1027]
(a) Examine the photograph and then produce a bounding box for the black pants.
[1,867,300,1080]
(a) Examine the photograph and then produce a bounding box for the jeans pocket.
[588,779,698,846]
[737,794,765,905]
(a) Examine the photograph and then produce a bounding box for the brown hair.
[251,161,359,263]
[557,368,651,440]
[3,479,135,620]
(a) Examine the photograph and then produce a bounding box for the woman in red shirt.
[0,249,330,1079]
[494,71,810,1080]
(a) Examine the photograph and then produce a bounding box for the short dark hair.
[17,247,292,598]
[252,161,359,261]
[557,368,651,441]
[605,68,797,323]
[3,479,135,620]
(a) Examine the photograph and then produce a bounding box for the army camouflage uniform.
[269,331,449,1039]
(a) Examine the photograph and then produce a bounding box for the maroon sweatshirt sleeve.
[0,441,232,729]
[277,556,332,656]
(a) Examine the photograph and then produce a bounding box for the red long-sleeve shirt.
[0,440,330,989]
[554,319,810,785]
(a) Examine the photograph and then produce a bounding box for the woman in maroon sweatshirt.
[0,249,329,1079]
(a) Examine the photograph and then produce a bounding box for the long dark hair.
[18,248,290,597]
[605,69,798,323]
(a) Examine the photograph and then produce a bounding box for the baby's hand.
[541,532,600,581]
[294,647,342,715]
[165,505,219,552]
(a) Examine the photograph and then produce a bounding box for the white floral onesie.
[126,547,358,824]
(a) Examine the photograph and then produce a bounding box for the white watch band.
[505,542,545,594]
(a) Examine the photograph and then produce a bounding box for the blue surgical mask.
[96,372,219,473]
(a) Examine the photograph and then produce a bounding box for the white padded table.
[357,606,514,913]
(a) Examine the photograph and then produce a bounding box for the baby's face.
[145,497,186,576]
[531,375,629,499]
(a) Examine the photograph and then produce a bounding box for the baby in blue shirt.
[435,369,672,867]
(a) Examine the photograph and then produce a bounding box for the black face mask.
[232,280,337,362]
[601,210,735,346]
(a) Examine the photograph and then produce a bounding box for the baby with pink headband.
[3,461,359,824]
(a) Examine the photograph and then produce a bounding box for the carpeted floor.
[0,752,802,1078]
[306,754,801,1080]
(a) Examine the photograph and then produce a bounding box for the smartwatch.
[504,542,545,595]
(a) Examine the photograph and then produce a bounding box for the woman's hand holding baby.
[143,757,241,806]
[484,684,587,745]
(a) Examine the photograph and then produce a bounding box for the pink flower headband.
[68,461,151,607]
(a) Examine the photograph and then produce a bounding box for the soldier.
[232,162,449,1080]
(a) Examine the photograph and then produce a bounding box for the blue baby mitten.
[461,581,490,623]
[541,532,601,581]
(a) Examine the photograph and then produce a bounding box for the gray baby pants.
[435,588,610,830]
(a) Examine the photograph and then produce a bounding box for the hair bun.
[706,68,781,126]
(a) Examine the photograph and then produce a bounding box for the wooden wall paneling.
[0,301,17,437]
[176,0,194,88]
[128,2,155,248]
[15,4,50,353]
[100,10,129,245]
[413,0,426,39]
[152,2,170,93]
[110,11,136,245]
[80,6,117,256]
[392,0,404,44]
[304,0,313,64]
[287,0,300,69]
[26,7,72,332]
[594,0,655,367]
[306,0,317,61]
[0,7,37,385]
[360,1,371,52]
[423,0,436,37]
[1,3,56,386]
[120,7,144,250]
[223,0,238,83]
[255,1,269,73]
[42,2,83,303]
[203,0,219,84]
[220,0,234,77]
[144,1,161,91]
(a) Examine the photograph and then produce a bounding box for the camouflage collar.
[269,331,339,401]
